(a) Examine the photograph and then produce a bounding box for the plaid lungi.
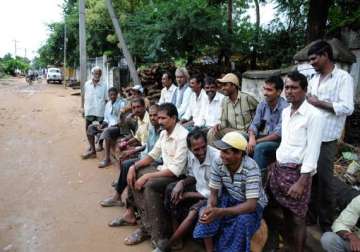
[269,162,312,218]
[193,189,263,252]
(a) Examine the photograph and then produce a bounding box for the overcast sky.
[0,0,63,60]
[0,1,274,61]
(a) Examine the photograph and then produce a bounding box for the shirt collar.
[293,99,309,116]
[167,123,181,139]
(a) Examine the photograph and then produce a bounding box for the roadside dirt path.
[0,78,154,252]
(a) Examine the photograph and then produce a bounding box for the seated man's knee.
[320,232,342,251]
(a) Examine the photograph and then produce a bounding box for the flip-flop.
[98,159,111,168]
[81,151,96,159]
[108,217,136,227]
[100,197,124,207]
[124,228,149,245]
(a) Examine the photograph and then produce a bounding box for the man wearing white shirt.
[155,129,220,252]
[82,66,108,159]
[82,87,126,160]
[174,67,192,119]
[306,41,354,232]
[181,74,208,129]
[201,77,224,128]
[158,72,177,105]
[268,71,324,252]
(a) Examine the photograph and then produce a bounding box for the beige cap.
[216,73,239,86]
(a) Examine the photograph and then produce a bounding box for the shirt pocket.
[288,122,307,146]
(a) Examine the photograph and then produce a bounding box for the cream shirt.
[276,100,324,174]
[134,111,150,145]
[148,123,188,177]
[84,80,107,117]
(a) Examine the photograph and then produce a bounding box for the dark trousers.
[308,140,337,231]
[115,158,139,194]
[127,166,178,242]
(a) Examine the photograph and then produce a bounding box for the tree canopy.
[36,0,360,70]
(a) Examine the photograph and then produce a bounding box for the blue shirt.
[249,96,288,137]
[104,97,127,126]
[209,155,268,208]
[141,124,161,159]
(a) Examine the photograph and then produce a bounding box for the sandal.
[98,159,111,168]
[108,217,136,227]
[81,151,96,159]
[100,197,124,207]
[124,228,149,245]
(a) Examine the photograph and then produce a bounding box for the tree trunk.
[227,0,233,34]
[307,0,333,42]
[251,0,260,69]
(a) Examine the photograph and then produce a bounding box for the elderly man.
[247,75,288,172]
[207,73,258,144]
[181,74,208,129]
[153,129,220,252]
[82,66,108,159]
[201,76,225,129]
[268,71,324,252]
[119,103,188,246]
[321,195,360,252]
[193,131,267,252]
[174,67,192,119]
[159,72,177,105]
[306,41,355,232]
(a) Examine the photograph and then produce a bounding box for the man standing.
[82,66,108,158]
[181,74,208,128]
[174,67,192,119]
[201,77,225,129]
[269,71,324,252]
[121,103,188,246]
[307,41,354,232]
[207,73,258,144]
[158,72,177,105]
[247,75,288,172]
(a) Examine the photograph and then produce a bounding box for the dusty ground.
[0,77,324,252]
[0,77,162,252]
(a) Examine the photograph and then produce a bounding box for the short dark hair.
[190,74,204,87]
[163,71,174,82]
[158,103,178,121]
[149,104,160,111]
[131,97,145,107]
[307,40,334,61]
[108,87,118,94]
[186,127,207,149]
[204,76,216,86]
[265,75,284,91]
[287,71,308,91]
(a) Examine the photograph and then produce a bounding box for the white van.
[46,68,63,84]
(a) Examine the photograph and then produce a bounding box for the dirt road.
[0,78,153,252]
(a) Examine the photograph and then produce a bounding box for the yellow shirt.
[134,111,150,145]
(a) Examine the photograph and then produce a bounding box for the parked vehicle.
[47,68,63,84]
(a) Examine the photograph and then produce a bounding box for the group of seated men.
[81,40,357,252]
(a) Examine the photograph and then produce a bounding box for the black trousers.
[308,140,337,230]
[115,158,139,194]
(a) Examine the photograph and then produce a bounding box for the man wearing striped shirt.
[193,131,267,252]
[306,41,354,232]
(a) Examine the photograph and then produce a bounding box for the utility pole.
[24,48,27,58]
[106,0,141,86]
[13,39,19,58]
[64,21,67,88]
[79,0,87,108]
